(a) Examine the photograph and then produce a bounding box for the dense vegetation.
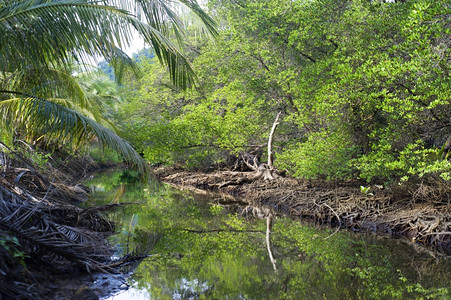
[1,0,449,297]
[0,1,215,298]
[0,0,216,173]
[117,0,450,184]
[86,170,451,299]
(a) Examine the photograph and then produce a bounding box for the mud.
[157,167,451,256]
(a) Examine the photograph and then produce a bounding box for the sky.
[123,0,208,56]
[125,31,145,56]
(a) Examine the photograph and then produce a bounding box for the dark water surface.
[84,169,451,300]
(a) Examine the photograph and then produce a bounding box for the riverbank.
[0,146,123,299]
[156,167,451,256]
[2,154,448,298]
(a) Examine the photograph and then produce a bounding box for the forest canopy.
[116,0,450,183]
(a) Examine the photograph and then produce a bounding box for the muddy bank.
[157,168,451,256]
[0,145,127,299]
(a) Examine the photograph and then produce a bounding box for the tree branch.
[249,54,271,72]
[273,32,316,63]
[268,111,282,168]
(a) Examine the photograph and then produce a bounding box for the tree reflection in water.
[85,170,451,299]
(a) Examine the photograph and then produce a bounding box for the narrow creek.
[84,169,451,299]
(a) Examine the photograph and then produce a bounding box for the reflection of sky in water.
[104,278,211,300]
[104,282,150,300]
[173,278,210,300]
[86,170,451,300]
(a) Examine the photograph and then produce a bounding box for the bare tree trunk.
[267,111,282,169]
[237,112,283,182]
[258,111,282,180]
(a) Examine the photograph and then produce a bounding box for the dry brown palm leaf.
[0,184,114,271]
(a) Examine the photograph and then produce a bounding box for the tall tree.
[117,0,450,182]
[0,0,216,173]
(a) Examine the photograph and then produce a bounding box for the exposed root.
[159,168,451,256]
[313,201,341,240]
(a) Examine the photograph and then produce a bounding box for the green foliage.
[116,48,271,167]
[277,130,359,179]
[86,170,451,299]
[117,35,279,168]
[354,139,451,183]
[22,149,52,169]
[88,147,122,165]
[0,0,217,173]
[0,232,28,265]
[115,0,450,183]
[119,169,140,183]
[209,204,224,216]
[360,186,373,196]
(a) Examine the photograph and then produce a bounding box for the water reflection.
[85,169,451,299]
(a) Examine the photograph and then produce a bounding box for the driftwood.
[169,112,284,190]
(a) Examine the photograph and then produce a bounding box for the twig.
[423,231,451,236]
[0,141,49,185]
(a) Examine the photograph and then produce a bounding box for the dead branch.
[242,153,259,171]
[268,112,282,169]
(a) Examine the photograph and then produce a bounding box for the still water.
[84,169,450,299]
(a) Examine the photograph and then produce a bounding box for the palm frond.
[178,0,218,38]
[125,0,186,44]
[0,184,112,267]
[0,0,207,89]
[129,14,197,89]
[113,0,218,88]
[0,0,126,69]
[0,94,149,174]
[1,64,124,132]
[76,71,122,105]
[1,67,91,109]
[105,46,143,84]
[118,0,218,39]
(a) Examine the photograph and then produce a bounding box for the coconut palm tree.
[0,0,217,173]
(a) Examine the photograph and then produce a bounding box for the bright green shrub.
[354,140,451,183]
[277,131,358,180]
